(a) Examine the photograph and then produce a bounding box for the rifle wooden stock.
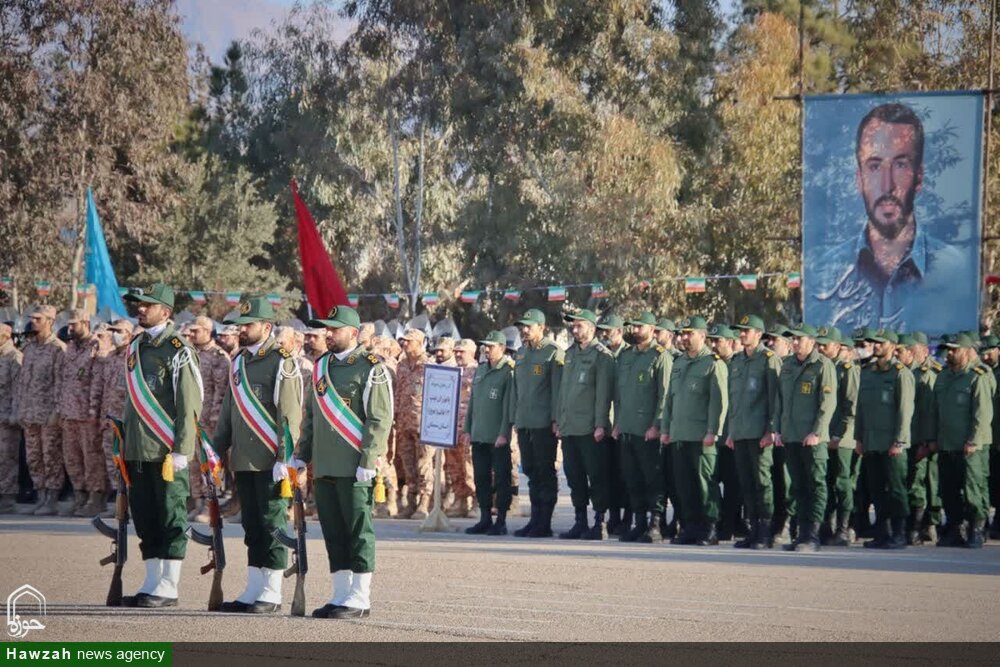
[207,569,224,612]
[290,573,305,618]
[106,565,124,608]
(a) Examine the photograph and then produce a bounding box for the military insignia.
[638,372,645,383]
[682,318,691,328]
[252,383,264,399]
[278,348,291,358]
[822,385,832,394]
[765,350,774,358]
[239,301,251,315]
[316,378,328,394]
[258,347,267,357]
[709,325,719,335]
[489,388,499,400]
[894,362,903,370]
[740,315,749,325]
[233,371,241,385]
[127,354,136,371]
[348,355,357,365]
[77,368,87,380]
[712,354,720,361]
[328,306,338,318]
[343,397,351,407]
[817,327,828,336]
[655,345,664,353]
[170,337,182,349]
[800,382,812,394]
[367,354,379,365]
[974,366,986,375]
[532,364,543,376]
[844,361,852,369]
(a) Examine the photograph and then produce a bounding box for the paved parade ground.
[2,502,999,644]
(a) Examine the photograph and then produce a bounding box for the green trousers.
[852,451,872,529]
[605,435,628,515]
[907,446,941,523]
[660,442,680,522]
[126,460,189,561]
[734,439,773,521]
[784,442,828,525]
[672,441,720,525]
[620,433,664,514]
[715,444,742,534]
[517,428,559,505]
[315,476,375,573]
[562,434,609,512]
[472,442,513,513]
[864,451,908,521]
[235,470,288,570]
[939,449,989,523]
[825,447,854,523]
[772,446,794,526]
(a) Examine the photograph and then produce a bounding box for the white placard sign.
[419,364,462,448]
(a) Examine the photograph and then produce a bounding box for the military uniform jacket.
[464,356,515,443]
[213,337,303,472]
[122,323,203,462]
[0,339,23,423]
[14,333,65,424]
[614,341,669,437]
[556,338,615,437]
[910,359,941,445]
[931,362,993,451]
[298,345,392,476]
[776,350,836,443]
[661,346,728,442]
[856,359,914,451]
[512,339,564,429]
[831,359,860,449]
[727,344,781,441]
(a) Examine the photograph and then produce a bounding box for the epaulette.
[170,337,183,349]
[894,362,903,371]
[712,354,721,361]
[931,360,943,372]
[842,361,853,369]
[765,350,774,358]
[974,365,987,375]
[655,345,665,354]
[277,347,292,359]
[367,354,380,365]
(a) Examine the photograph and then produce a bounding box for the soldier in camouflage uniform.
[88,319,134,512]
[15,305,65,516]
[0,323,23,513]
[370,334,401,517]
[437,338,476,518]
[394,328,432,519]
[184,316,232,522]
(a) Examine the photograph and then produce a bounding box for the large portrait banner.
[803,91,984,336]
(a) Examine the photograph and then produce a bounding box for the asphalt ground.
[2,497,998,643]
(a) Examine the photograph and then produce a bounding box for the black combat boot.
[886,516,907,549]
[864,519,891,549]
[696,522,719,546]
[936,522,965,547]
[671,521,697,545]
[989,514,1000,541]
[664,517,678,539]
[528,501,555,538]
[783,520,804,551]
[734,520,757,549]
[819,515,835,545]
[606,508,622,535]
[559,507,589,539]
[513,504,538,537]
[794,522,821,552]
[487,510,508,535]
[751,519,773,549]
[620,511,647,543]
[640,512,663,543]
[465,508,493,535]
[828,515,852,547]
[617,509,633,537]
[907,509,924,545]
[965,519,986,549]
[583,511,608,540]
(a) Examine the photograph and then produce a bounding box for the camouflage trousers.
[377,457,398,493]
[444,439,475,500]
[62,418,105,493]
[0,425,21,495]
[100,425,118,490]
[396,426,433,499]
[23,423,63,491]
[509,432,521,488]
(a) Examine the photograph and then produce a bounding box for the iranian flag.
[459,290,481,304]
[0,277,12,290]
[189,291,207,304]
[225,291,241,305]
[738,274,758,290]
[422,292,440,307]
[548,286,567,302]
[347,294,359,307]
[384,293,400,309]
[591,283,608,298]
[267,293,282,307]
[503,289,521,301]
[787,272,801,289]
[684,277,706,294]
[35,280,51,297]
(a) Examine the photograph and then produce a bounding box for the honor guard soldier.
[727,314,782,549]
[612,312,670,543]
[299,306,392,619]
[556,310,615,540]
[213,297,303,613]
[929,333,993,548]
[121,283,204,607]
[660,316,728,546]
[776,324,836,552]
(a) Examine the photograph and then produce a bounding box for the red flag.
[292,179,348,314]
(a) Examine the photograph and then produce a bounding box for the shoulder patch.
[974,366,987,375]
[843,361,852,369]
[712,354,720,361]
[765,350,774,358]
[931,361,943,371]
[277,347,292,358]
[894,362,903,371]
[655,345,665,354]
[170,337,183,349]
[367,354,380,365]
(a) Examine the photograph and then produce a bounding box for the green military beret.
[565,309,598,325]
[225,296,275,325]
[707,323,737,340]
[655,318,676,333]
[982,334,1000,351]
[478,330,507,346]
[943,332,975,349]
[124,282,175,309]
[910,331,929,345]
[680,315,708,332]
[516,309,546,326]
[627,311,658,327]
[788,323,818,338]
[815,326,842,345]
[597,313,625,330]
[732,314,765,332]
[309,304,362,329]
[867,328,898,344]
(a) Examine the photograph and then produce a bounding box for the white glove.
[272,461,289,483]
[355,466,376,483]
[171,454,188,473]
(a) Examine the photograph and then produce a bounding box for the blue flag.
[84,188,128,319]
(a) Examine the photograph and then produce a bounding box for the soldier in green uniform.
[654,317,680,538]
[708,324,743,541]
[612,312,669,543]
[896,332,941,544]
[556,309,615,540]
[464,331,516,535]
[855,330,914,549]
[764,325,795,543]
[850,327,879,539]
[211,297,302,613]
[597,313,630,536]
[298,306,392,619]
[120,283,203,607]
[980,335,1000,539]
[777,324,836,552]
[929,333,993,548]
[816,326,858,546]
[660,316,727,546]
[511,309,564,538]
[727,315,782,549]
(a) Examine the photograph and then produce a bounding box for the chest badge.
[489,388,499,400]
[532,364,543,376]
[800,382,812,395]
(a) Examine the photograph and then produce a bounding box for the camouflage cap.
[66,308,88,324]
[30,305,57,319]
[400,327,426,343]
[218,324,239,336]
[108,319,134,335]
[456,338,477,352]
[431,336,455,352]
[187,316,215,333]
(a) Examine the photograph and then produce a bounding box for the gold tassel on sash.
[279,477,293,499]
[373,474,386,503]
[161,453,175,482]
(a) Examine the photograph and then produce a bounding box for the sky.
[175,0,314,62]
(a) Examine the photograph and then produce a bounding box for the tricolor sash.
[313,355,363,452]
[125,337,175,451]
[231,353,280,454]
